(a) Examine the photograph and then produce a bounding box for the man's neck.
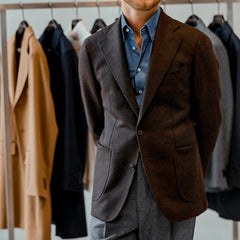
[122,4,159,36]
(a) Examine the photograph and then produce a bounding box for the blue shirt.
[121,8,161,109]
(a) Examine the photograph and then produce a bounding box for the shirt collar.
[121,7,161,41]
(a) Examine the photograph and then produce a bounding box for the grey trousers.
[90,157,196,240]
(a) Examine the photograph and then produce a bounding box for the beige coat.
[0,26,58,240]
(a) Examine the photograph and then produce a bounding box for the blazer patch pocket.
[92,143,112,201]
[174,143,205,201]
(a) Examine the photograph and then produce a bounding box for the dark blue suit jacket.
[39,25,88,238]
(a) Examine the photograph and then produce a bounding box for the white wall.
[1,0,240,239]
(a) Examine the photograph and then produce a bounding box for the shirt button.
[132,46,136,50]
[126,28,129,33]
[138,89,143,94]
[193,122,196,126]
[137,67,141,72]
[137,129,143,136]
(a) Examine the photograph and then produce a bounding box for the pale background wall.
[0,0,240,239]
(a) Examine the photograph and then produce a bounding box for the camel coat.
[0,26,58,240]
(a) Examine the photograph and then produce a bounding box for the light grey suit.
[194,17,234,191]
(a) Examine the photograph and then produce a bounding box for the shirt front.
[121,8,161,109]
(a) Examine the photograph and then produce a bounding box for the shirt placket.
[134,28,149,96]
[127,29,140,90]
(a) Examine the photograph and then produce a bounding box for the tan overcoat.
[0,26,58,240]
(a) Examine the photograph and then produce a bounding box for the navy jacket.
[39,25,87,238]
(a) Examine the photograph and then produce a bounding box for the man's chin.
[123,0,161,12]
[132,3,159,11]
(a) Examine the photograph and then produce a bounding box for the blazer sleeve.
[26,49,58,198]
[79,40,104,145]
[192,34,222,175]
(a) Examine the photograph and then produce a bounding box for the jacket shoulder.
[29,35,46,58]
[168,16,211,46]
[60,34,78,55]
[83,20,118,47]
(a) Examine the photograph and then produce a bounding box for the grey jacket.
[194,17,233,191]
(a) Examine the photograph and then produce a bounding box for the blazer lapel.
[99,19,139,117]
[13,27,34,107]
[138,10,183,121]
[7,35,17,106]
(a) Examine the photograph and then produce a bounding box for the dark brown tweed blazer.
[79,9,222,222]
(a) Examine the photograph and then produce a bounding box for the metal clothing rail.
[0,1,238,240]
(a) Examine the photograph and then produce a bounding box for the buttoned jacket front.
[79,9,222,222]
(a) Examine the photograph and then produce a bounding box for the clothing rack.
[0,1,238,240]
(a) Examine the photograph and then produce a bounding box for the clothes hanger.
[16,2,29,53]
[44,1,58,52]
[185,0,199,27]
[72,1,82,29]
[47,1,58,32]
[212,0,225,25]
[91,0,107,34]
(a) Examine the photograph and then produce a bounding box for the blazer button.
[129,163,137,169]
[193,122,197,126]
[137,129,143,136]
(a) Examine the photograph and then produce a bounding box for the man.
[79,0,222,239]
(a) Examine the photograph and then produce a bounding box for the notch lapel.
[99,19,139,117]
[13,27,34,107]
[138,10,183,122]
[7,35,17,106]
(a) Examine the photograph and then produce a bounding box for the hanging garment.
[91,18,107,34]
[79,9,221,223]
[207,21,240,221]
[39,24,88,238]
[209,21,240,188]
[66,20,91,55]
[66,20,96,191]
[0,26,58,240]
[208,190,240,221]
[187,17,233,191]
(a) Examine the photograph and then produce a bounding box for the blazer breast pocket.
[92,142,112,201]
[173,143,205,202]
[164,64,189,82]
